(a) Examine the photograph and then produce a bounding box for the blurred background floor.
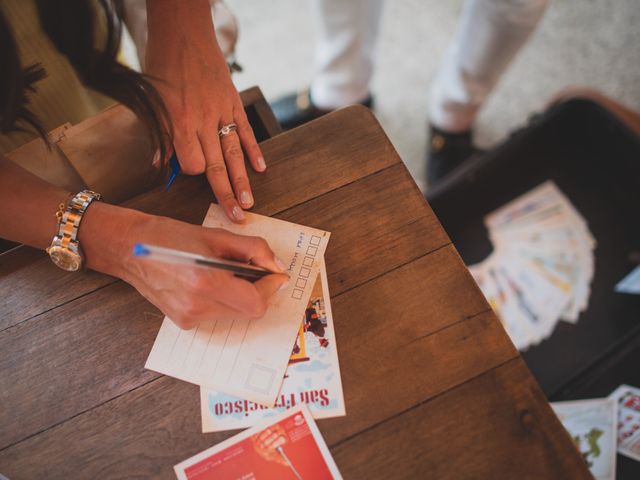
[228,0,640,192]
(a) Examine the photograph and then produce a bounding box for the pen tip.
[133,243,150,257]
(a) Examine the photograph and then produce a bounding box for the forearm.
[146,0,219,53]
[0,155,70,249]
[0,154,145,278]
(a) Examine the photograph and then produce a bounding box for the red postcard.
[175,404,342,479]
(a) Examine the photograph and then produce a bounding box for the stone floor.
[228,0,640,191]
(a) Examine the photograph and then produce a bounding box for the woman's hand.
[80,203,289,329]
[145,0,265,224]
[0,155,284,330]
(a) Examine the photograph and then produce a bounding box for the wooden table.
[0,104,592,479]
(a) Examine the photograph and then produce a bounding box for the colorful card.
[200,262,345,432]
[145,204,331,406]
[608,384,640,462]
[551,398,617,480]
[469,181,595,350]
[174,404,343,479]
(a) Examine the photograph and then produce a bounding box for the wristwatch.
[47,190,102,271]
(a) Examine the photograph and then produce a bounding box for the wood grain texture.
[0,251,513,479]
[0,103,588,479]
[0,282,162,450]
[0,163,449,451]
[0,246,116,331]
[239,86,283,139]
[278,163,449,294]
[332,358,592,480]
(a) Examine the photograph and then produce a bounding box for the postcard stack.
[469,181,596,350]
[143,204,345,478]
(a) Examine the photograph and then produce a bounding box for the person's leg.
[427,0,549,185]
[429,0,549,132]
[272,0,383,129]
[310,0,383,109]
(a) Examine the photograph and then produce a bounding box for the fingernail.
[257,156,266,171]
[151,149,160,168]
[240,191,253,207]
[279,279,290,291]
[274,255,288,272]
[232,205,245,221]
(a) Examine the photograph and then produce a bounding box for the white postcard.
[200,262,345,432]
[145,204,330,406]
[551,398,617,480]
[175,404,342,480]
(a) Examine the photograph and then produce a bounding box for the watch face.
[48,245,82,271]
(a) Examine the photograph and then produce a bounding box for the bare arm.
[145,0,265,223]
[0,155,73,249]
[0,155,287,328]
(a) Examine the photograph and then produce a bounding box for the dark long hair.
[0,0,170,160]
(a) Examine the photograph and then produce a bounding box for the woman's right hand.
[79,203,289,329]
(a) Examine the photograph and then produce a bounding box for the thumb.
[209,230,288,274]
[253,273,290,304]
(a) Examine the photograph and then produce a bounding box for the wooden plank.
[325,310,515,444]
[239,86,283,139]
[238,85,266,108]
[0,246,116,331]
[0,165,450,450]
[278,163,448,292]
[331,359,592,480]
[0,282,162,450]
[0,251,514,478]
[0,106,400,329]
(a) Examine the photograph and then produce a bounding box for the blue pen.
[133,243,270,280]
[165,153,180,190]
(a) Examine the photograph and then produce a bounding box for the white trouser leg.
[429,0,549,133]
[309,0,384,110]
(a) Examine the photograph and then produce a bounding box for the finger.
[173,132,206,175]
[199,130,245,223]
[169,271,255,324]
[208,230,288,273]
[253,273,290,306]
[219,129,254,209]
[164,266,261,320]
[206,270,288,319]
[183,265,275,319]
[234,103,266,172]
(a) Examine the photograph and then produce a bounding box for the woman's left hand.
[145,0,265,223]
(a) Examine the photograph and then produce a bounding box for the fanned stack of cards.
[469,181,596,350]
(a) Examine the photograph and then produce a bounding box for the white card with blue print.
[145,204,330,407]
[200,262,345,432]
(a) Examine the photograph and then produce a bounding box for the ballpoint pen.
[133,243,271,281]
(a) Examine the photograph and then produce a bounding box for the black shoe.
[271,88,373,131]
[426,125,482,187]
